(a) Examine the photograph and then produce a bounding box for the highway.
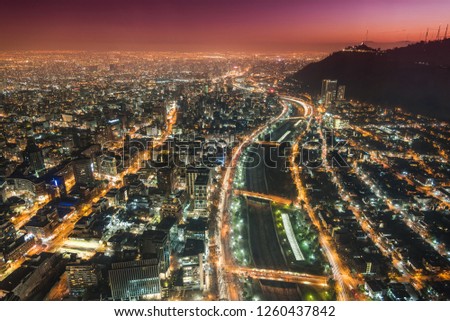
[280,96,313,118]
[215,95,290,300]
[218,95,334,300]
[240,109,306,299]
[239,97,338,300]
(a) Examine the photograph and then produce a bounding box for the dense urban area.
[0,48,449,301]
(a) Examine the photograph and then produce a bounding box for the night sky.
[1,0,449,51]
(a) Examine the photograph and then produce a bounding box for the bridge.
[253,140,293,147]
[234,190,293,205]
[227,266,329,287]
[255,140,281,147]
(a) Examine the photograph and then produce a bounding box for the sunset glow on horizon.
[0,0,449,51]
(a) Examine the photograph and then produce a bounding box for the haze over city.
[1,0,449,51]
[1,0,450,309]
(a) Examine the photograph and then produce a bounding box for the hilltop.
[291,39,450,120]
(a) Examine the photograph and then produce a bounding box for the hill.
[291,39,450,120]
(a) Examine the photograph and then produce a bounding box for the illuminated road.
[227,266,329,287]
[1,105,179,281]
[287,98,355,301]
[279,96,313,118]
[349,124,449,257]
[334,123,450,288]
[216,94,337,301]
[236,97,333,300]
[234,190,292,205]
[215,95,290,300]
[11,195,50,229]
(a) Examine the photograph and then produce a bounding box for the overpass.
[280,96,313,118]
[227,266,329,287]
[234,190,292,205]
[256,141,280,146]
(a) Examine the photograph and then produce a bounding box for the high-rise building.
[96,154,117,177]
[321,79,328,99]
[67,263,99,297]
[0,210,16,264]
[140,230,170,273]
[321,79,338,106]
[186,167,209,197]
[23,138,45,177]
[109,259,161,300]
[72,158,95,185]
[337,85,346,101]
[156,167,173,194]
[71,128,92,150]
[160,197,183,221]
[50,175,67,198]
[193,175,209,211]
[180,238,205,290]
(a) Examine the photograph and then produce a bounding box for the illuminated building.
[183,218,208,242]
[337,85,346,101]
[2,253,62,300]
[24,205,59,239]
[156,167,173,194]
[186,166,209,197]
[67,263,99,297]
[193,175,209,211]
[321,79,337,106]
[72,158,95,185]
[109,259,161,301]
[140,230,170,273]
[0,210,16,264]
[23,138,45,177]
[96,154,117,177]
[160,197,183,221]
[333,116,349,129]
[50,175,67,197]
[180,238,205,290]
[127,180,147,197]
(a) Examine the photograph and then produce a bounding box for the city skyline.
[1,0,450,307]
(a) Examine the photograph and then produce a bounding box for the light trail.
[227,266,328,287]
[287,98,352,301]
[216,96,290,300]
[280,96,313,118]
[281,213,305,261]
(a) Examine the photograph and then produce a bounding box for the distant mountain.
[291,39,450,120]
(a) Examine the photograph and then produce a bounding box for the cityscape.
[1,0,450,303]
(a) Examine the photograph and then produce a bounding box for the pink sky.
[0,0,448,51]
